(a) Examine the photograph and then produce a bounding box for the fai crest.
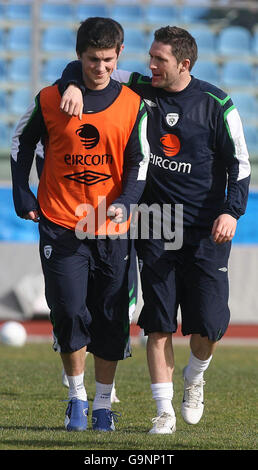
[44,245,52,259]
[166,113,179,127]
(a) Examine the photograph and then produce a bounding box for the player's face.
[79,47,118,90]
[149,41,185,92]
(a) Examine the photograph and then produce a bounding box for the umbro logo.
[64,170,112,186]
[218,267,227,272]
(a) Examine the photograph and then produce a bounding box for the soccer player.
[56,25,250,434]
[10,17,149,432]
[36,143,120,403]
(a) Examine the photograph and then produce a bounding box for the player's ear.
[117,44,124,59]
[180,58,191,73]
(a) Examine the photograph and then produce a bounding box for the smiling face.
[78,47,119,90]
[149,41,191,92]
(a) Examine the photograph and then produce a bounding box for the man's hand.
[107,205,124,224]
[60,85,83,120]
[211,214,237,244]
[23,210,40,223]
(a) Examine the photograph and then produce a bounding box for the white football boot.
[62,368,69,388]
[110,385,120,403]
[149,412,176,434]
[181,367,205,425]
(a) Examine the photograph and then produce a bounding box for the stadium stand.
[123,28,148,55]
[75,4,109,21]
[217,26,252,57]
[0,90,7,115]
[42,57,71,84]
[253,29,258,55]
[40,3,74,22]
[8,88,31,116]
[112,0,142,3]
[192,60,220,86]
[220,61,255,88]
[244,125,258,160]
[5,26,31,51]
[0,0,257,185]
[41,27,76,52]
[5,3,32,20]
[230,92,258,123]
[188,26,217,56]
[118,58,149,76]
[0,121,9,149]
[0,28,5,50]
[8,56,31,82]
[109,5,144,25]
[144,5,179,26]
[0,59,7,81]
[181,6,210,25]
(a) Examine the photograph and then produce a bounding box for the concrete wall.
[0,243,257,324]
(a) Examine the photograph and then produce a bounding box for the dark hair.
[154,26,198,71]
[76,17,124,56]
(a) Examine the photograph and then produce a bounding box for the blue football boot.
[92,409,120,431]
[64,398,89,431]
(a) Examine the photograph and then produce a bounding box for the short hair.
[154,26,198,71]
[76,17,124,56]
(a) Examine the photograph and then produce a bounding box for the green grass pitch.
[0,342,257,451]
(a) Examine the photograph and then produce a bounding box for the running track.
[0,320,257,343]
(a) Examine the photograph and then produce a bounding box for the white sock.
[151,382,175,417]
[184,352,212,384]
[92,381,113,411]
[67,372,87,401]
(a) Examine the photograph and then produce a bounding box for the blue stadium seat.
[118,58,150,76]
[217,26,252,57]
[40,3,74,22]
[112,0,142,3]
[221,61,254,88]
[244,125,258,158]
[5,3,32,20]
[109,5,144,24]
[181,6,210,24]
[0,90,8,114]
[189,27,217,56]
[0,121,10,149]
[42,58,70,84]
[0,29,5,50]
[192,61,220,86]
[252,31,258,56]
[41,27,76,52]
[144,0,175,3]
[0,59,7,81]
[144,6,179,26]
[75,4,109,21]
[8,57,31,82]
[6,26,31,51]
[9,88,31,116]
[230,92,257,122]
[124,28,147,54]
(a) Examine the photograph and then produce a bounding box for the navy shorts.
[136,228,231,342]
[39,216,137,360]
